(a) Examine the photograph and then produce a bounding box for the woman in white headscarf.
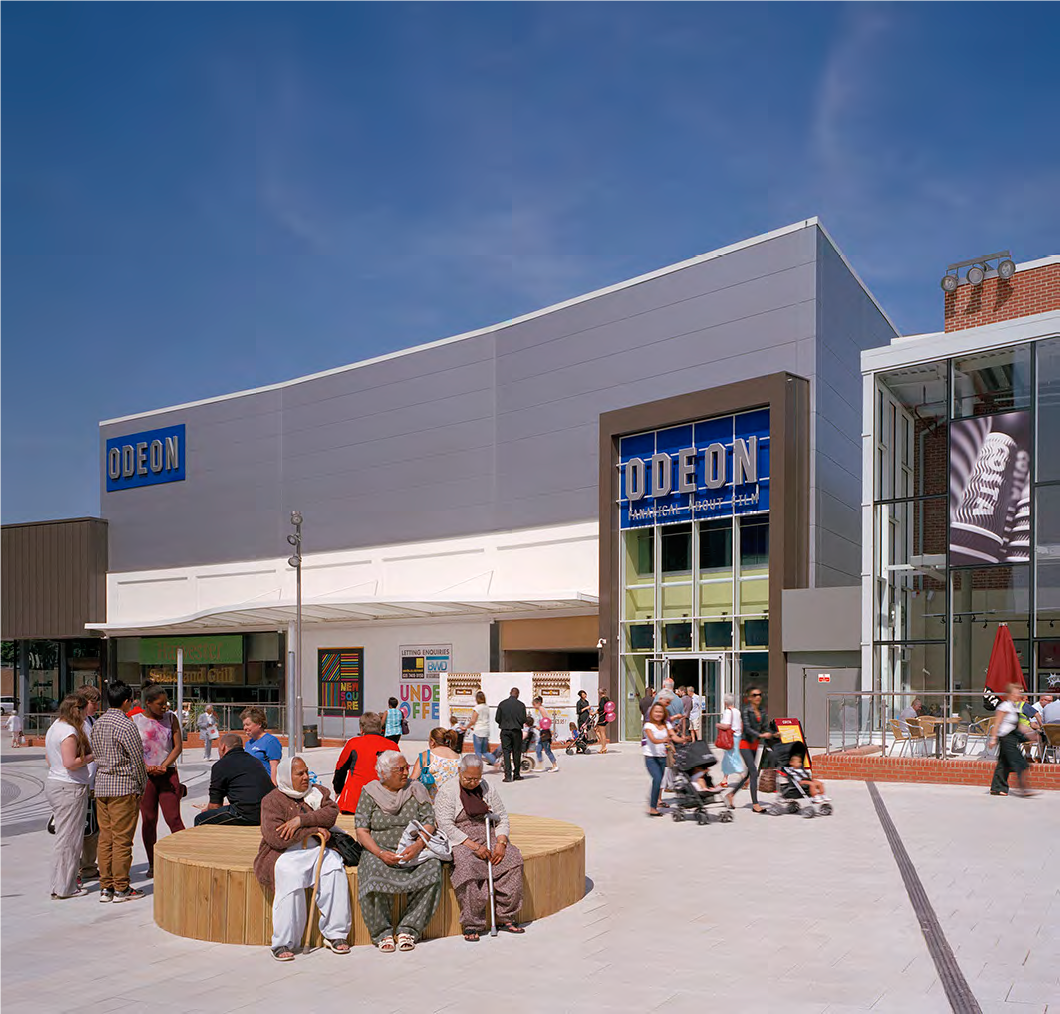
[253,756,351,961]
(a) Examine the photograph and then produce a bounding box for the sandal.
[323,937,350,954]
[499,922,525,934]
[752,804,766,813]
[271,946,295,961]
[377,936,396,953]
[463,930,481,941]
[397,932,416,951]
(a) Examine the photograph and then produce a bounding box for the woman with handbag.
[354,752,443,951]
[717,694,745,806]
[255,756,351,960]
[44,694,95,899]
[410,727,461,799]
[726,686,776,813]
[434,754,525,941]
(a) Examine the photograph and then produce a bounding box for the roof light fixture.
[939,250,1014,291]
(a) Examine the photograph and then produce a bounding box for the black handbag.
[327,826,363,867]
[46,793,98,837]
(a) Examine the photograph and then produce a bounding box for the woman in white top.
[45,694,95,899]
[988,683,1035,796]
[718,694,746,807]
[643,702,683,816]
[470,692,501,766]
[410,727,462,799]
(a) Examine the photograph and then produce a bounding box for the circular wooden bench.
[153,813,585,946]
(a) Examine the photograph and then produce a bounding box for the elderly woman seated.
[253,756,351,961]
[354,751,442,951]
[434,754,525,941]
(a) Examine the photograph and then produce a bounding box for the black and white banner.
[949,411,1030,566]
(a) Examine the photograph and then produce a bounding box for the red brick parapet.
[814,751,1060,791]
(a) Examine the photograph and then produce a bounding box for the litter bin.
[303,725,320,748]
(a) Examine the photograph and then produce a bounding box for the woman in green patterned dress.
[354,751,443,951]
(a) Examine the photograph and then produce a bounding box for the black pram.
[664,741,734,825]
[766,741,833,818]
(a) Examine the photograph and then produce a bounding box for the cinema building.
[90,219,896,741]
[862,255,1060,709]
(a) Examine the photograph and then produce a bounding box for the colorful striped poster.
[318,647,364,715]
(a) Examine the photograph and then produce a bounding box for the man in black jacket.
[193,734,275,826]
[495,687,528,782]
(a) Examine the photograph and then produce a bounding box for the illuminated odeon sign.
[105,424,186,492]
[619,409,769,529]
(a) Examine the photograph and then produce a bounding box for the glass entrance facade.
[871,336,1060,703]
[617,407,772,737]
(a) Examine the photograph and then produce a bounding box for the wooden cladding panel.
[1,518,108,639]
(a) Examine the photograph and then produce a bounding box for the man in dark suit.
[495,688,528,782]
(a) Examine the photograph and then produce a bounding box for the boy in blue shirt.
[241,706,282,784]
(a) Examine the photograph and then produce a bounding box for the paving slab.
[2,739,1058,1013]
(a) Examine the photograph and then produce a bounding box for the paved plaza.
[1,739,1057,1014]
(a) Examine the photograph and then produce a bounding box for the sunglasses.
[750,692,762,698]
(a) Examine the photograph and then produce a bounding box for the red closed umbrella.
[984,623,1026,695]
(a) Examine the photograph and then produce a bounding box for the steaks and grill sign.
[619,409,770,529]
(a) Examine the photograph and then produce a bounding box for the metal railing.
[824,691,1002,758]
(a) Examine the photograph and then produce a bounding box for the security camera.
[596,638,607,649]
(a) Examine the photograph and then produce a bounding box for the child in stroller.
[665,741,734,825]
[565,717,596,755]
[767,741,833,818]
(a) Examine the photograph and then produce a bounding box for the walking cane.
[483,812,498,937]
[302,835,327,954]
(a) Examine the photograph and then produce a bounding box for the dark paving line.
[866,781,982,1014]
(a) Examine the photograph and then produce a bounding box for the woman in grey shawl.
[433,754,525,941]
[353,751,442,951]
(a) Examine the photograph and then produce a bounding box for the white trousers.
[271,844,351,949]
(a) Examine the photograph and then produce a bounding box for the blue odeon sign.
[619,409,769,529]
[105,424,185,492]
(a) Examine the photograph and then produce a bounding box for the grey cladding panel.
[103,224,854,572]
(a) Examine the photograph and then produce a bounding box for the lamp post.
[287,511,304,755]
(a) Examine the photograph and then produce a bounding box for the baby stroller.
[565,714,597,755]
[664,741,734,825]
[520,721,538,773]
[766,742,833,818]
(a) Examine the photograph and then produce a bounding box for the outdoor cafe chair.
[1041,724,1060,764]
[887,719,912,757]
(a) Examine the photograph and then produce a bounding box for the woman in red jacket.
[333,712,401,813]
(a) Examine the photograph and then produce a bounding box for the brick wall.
[814,750,1060,790]
[945,262,1060,332]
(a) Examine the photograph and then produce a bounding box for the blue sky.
[3,2,1059,523]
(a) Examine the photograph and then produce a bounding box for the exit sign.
[818,674,831,683]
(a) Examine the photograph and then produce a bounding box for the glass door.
[660,653,728,739]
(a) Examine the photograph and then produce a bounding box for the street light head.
[288,555,301,569]
[287,534,299,546]
[290,511,303,526]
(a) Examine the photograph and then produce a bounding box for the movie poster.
[949,411,1031,566]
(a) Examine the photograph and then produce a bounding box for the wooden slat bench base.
[153,813,585,946]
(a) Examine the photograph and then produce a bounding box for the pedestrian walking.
[76,684,102,883]
[989,683,1037,797]
[687,687,704,741]
[495,688,527,782]
[643,702,681,816]
[45,694,95,899]
[133,685,185,878]
[596,689,612,754]
[470,692,501,766]
[727,686,776,813]
[532,696,559,772]
[197,704,220,760]
[384,697,404,744]
[90,679,148,903]
[7,709,24,747]
[718,694,745,802]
